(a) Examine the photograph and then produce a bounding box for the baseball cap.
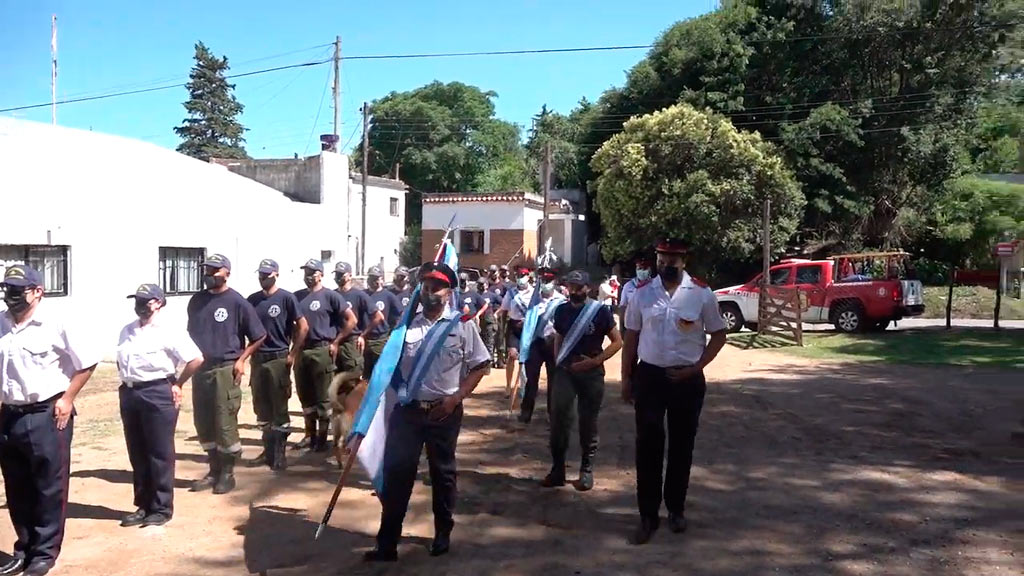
[655,239,688,255]
[127,283,166,304]
[301,259,324,273]
[257,258,279,274]
[335,261,353,275]
[202,254,232,271]
[419,261,457,287]
[458,272,469,281]
[488,264,498,272]
[499,264,509,272]
[394,266,409,278]
[367,264,384,278]
[565,270,591,286]
[1,265,42,288]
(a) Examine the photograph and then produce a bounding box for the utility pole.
[51,15,57,125]
[332,36,341,143]
[541,142,552,251]
[360,102,370,275]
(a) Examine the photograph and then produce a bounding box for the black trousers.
[120,381,179,516]
[521,336,555,421]
[634,361,706,521]
[0,397,73,564]
[377,402,463,551]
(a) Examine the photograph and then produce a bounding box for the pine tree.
[174,42,248,161]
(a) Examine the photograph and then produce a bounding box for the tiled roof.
[422,192,544,204]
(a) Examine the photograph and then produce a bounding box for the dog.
[327,370,368,466]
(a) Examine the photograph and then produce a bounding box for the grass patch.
[922,286,1024,320]
[777,329,1024,368]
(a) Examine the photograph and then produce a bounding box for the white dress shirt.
[0,306,101,405]
[624,272,726,367]
[501,287,535,321]
[619,279,639,309]
[117,319,203,383]
[400,308,491,401]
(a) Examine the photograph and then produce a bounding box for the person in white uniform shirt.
[116,284,204,529]
[0,265,99,576]
[498,268,533,397]
[365,261,491,563]
[621,239,727,546]
[618,255,655,325]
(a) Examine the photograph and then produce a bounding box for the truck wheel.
[719,303,743,333]
[833,303,865,333]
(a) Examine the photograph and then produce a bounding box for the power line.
[0,57,331,114]
[341,45,651,61]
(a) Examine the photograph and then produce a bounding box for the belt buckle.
[125,381,135,389]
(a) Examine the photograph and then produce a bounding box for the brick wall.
[421,228,537,270]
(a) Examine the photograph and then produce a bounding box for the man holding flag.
[516,263,565,424]
[544,270,622,490]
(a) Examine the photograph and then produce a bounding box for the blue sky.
[1,0,713,158]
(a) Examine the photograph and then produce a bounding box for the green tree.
[591,104,804,272]
[174,42,248,161]
[526,100,594,191]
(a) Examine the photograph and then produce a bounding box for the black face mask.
[420,290,444,309]
[303,274,317,288]
[368,278,381,291]
[569,292,587,304]
[135,302,154,320]
[335,273,346,286]
[3,290,31,315]
[259,275,276,291]
[203,274,226,290]
[394,277,407,288]
[658,265,682,284]
[458,282,467,292]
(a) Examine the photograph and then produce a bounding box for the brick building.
[421,192,545,270]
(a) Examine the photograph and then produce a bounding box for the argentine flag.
[348,239,459,495]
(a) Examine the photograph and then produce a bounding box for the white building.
[0,118,406,356]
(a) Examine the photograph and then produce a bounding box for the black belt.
[367,331,390,342]
[2,392,63,414]
[405,398,445,412]
[639,360,696,369]
[122,377,172,390]
[254,349,289,360]
[304,341,330,350]
[202,359,235,370]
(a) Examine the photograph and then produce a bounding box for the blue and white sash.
[555,300,603,366]
[533,298,565,340]
[392,312,462,405]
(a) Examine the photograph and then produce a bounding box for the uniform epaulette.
[691,277,709,288]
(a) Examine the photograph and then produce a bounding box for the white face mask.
[540,282,555,297]
[517,277,529,290]
[636,268,651,282]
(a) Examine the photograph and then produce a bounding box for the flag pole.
[315,212,458,541]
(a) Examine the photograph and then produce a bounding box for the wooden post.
[359,102,369,275]
[946,265,955,330]
[541,142,552,250]
[994,260,1003,329]
[758,198,771,333]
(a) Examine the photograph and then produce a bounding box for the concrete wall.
[0,119,350,360]
[223,156,324,203]
[422,199,541,269]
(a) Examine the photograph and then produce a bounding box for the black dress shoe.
[142,513,171,527]
[429,533,451,557]
[120,508,147,527]
[630,517,659,546]
[0,557,24,575]
[362,548,398,562]
[539,469,565,488]
[573,471,594,492]
[23,561,52,576]
[668,512,688,534]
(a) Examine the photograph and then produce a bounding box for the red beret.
[655,239,688,255]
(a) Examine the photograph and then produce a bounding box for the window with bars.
[159,247,205,295]
[0,245,70,296]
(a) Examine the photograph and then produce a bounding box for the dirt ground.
[1,345,1021,576]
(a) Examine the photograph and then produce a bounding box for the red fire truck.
[714,252,926,333]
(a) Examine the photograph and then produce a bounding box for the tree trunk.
[994,261,1003,330]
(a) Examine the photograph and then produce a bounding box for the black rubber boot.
[575,456,594,492]
[271,430,288,471]
[189,450,220,492]
[540,461,566,488]
[248,429,271,468]
[213,452,237,494]
[301,415,317,452]
[315,419,330,453]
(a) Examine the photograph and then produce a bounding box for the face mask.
[636,268,651,282]
[569,292,587,304]
[658,265,681,284]
[420,290,443,309]
[3,290,31,315]
[135,302,154,320]
[459,282,467,292]
[335,273,345,286]
[368,278,381,291]
[541,282,555,297]
[203,274,225,290]
[303,274,317,288]
[517,278,528,290]
[395,277,407,288]
[259,275,276,290]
